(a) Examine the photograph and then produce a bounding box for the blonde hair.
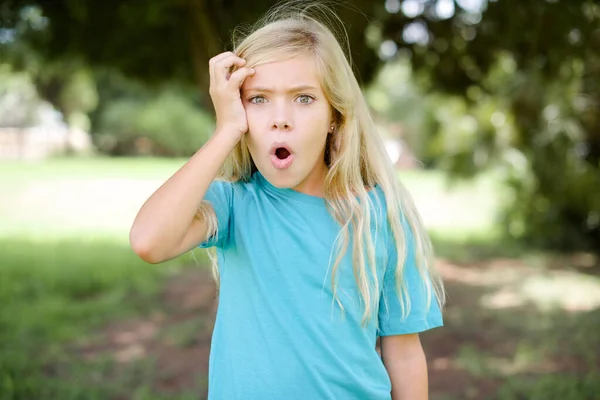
[202,0,445,325]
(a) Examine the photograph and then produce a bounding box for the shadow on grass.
[423,234,600,400]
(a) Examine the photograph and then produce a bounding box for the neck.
[292,161,328,198]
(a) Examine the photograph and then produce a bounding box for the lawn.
[1,157,598,400]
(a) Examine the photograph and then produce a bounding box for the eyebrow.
[243,85,319,93]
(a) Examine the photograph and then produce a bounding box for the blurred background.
[1,0,599,399]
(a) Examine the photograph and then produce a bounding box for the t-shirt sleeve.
[377,220,444,336]
[197,180,234,249]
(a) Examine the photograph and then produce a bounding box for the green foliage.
[0,6,100,129]
[373,0,600,251]
[1,0,381,92]
[0,64,46,127]
[96,89,214,156]
[58,69,98,130]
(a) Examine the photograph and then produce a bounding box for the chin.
[257,165,304,189]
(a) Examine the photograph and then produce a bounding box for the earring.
[329,125,335,133]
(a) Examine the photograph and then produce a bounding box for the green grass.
[0,156,185,181]
[0,157,206,399]
[0,237,205,400]
[1,156,598,400]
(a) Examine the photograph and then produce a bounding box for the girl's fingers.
[228,67,256,89]
[209,52,234,87]
[209,51,234,69]
[213,55,247,86]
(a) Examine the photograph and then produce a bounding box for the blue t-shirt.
[199,172,443,399]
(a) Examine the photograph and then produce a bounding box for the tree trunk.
[186,0,222,112]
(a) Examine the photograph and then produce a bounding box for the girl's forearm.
[381,334,428,400]
[389,349,427,399]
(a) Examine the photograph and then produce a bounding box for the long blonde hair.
[200,0,445,325]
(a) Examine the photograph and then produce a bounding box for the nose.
[273,120,291,131]
[271,101,293,131]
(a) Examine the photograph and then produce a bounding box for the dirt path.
[76,268,218,396]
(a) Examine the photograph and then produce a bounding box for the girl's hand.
[208,51,255,140]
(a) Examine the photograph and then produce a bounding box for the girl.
[130,2,445,399]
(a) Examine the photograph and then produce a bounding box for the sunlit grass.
[0,157,501,240]
[399,168,503,239]
[0,156,186,239]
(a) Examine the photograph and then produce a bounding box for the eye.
[249,95,267,104]
[296,94,315,104]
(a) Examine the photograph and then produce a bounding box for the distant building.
[0,103,93,160]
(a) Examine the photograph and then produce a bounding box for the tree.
[374,0,600,250]
[0,0,382,99]
[0,5,98,131]
[0,1,384,155]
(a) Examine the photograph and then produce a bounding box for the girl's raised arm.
[129,52,254,264]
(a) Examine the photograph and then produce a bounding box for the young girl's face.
[241,54,333,193]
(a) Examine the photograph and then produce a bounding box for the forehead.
[242,55,322,91]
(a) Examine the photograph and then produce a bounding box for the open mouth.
[270,143,294,169]
[275,147,291,160]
